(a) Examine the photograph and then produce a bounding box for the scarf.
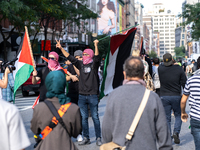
[83,49,94,65]
[48,51,62,71]
[45,71,70,105]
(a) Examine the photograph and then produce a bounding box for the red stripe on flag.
[110,27,137,55]
[18,32,33,66]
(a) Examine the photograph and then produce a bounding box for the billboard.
[97,0,116,35]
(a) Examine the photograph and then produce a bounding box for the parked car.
[21,63,46,96]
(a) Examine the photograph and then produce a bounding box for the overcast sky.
[137,0,185,16]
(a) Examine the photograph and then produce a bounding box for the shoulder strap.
[125,89,150,140]
[39,100,71,140]
[44,100,71,133]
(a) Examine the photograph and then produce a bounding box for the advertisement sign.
[119,5,122,31]
[97,0,116,35]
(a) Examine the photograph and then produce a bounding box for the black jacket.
[158,64,187,96]
[67,55,100,95]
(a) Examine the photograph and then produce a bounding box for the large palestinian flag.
[100,27,137,99]
[13,27,34,103]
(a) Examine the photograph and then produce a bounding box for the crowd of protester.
[1,39,200,150]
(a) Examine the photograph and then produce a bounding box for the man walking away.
[181,56,200,150]
[102,56,172,150]
[152,57,160,96]
[158,53,187,144]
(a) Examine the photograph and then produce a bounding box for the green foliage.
[174,46,185,59]
[148,50,157,59]
[89,34,110,58]
[179,3,200,40]
[0,0,37,60]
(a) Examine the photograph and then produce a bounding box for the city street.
[15,92,195,150]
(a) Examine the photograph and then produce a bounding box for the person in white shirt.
[0,66,30,150]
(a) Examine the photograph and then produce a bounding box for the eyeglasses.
[48,57,56,60]
[82,53,89,56]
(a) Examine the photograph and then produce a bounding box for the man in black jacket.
[158,53,187,144]
[56,40,102,146]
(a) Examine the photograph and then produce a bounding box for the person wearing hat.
[56,40,102,146]
[67,50,83,105]
[31,71,82,150]
[32,51,78,102]
[158,53,187,144]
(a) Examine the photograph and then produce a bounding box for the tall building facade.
[148,3,176,58]
[134,2,144,50]
[143,16,153,52]
[124,0,135,28]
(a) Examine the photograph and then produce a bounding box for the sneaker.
[96,137,102,146]
[173,132,180,144]
[77,134,83,142]
[78,137,91,145]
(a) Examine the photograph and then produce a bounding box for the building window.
[182,34,185,39]
[182,41,184,46]
[182,28,185,32]
[160,41,164,43]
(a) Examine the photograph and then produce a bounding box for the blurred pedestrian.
[152,57,160,96]
[0,72,14,102]
[181,56,200,150]
[31,71,82,150]
[0,67,30,150]
[158,53,187,144]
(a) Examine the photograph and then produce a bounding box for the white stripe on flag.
[104,48,119,95]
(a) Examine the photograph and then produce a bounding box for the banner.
[97,0,116,35]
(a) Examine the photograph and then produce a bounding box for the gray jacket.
[102,84,172,150]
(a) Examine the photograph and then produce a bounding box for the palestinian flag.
[100,27,137,99]
[13,27,34,103]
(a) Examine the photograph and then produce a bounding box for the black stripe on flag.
[112,29,137,89]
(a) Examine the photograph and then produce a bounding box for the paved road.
[17,94,195,150]
[14,92,36,111]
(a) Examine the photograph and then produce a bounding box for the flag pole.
[25,26,36,71]
[98,24,139,42]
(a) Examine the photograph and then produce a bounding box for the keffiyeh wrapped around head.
[45,71,70,105]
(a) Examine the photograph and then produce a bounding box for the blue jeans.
[160,96,182,134]
[191,118,200,150]
[78,94,101,139]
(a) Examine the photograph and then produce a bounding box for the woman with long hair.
[97,0,116,35]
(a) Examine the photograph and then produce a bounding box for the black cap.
[163,53,173,66]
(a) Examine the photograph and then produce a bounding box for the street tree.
[23,0,97,56]
[174,46,185,59]
[148,50,157,59]
[0,0,36,60]
[179,3,200,41]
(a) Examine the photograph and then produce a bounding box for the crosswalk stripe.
[14,96,37,111]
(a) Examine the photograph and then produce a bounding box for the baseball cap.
[74,50,82,57]
[163,53,173,66]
